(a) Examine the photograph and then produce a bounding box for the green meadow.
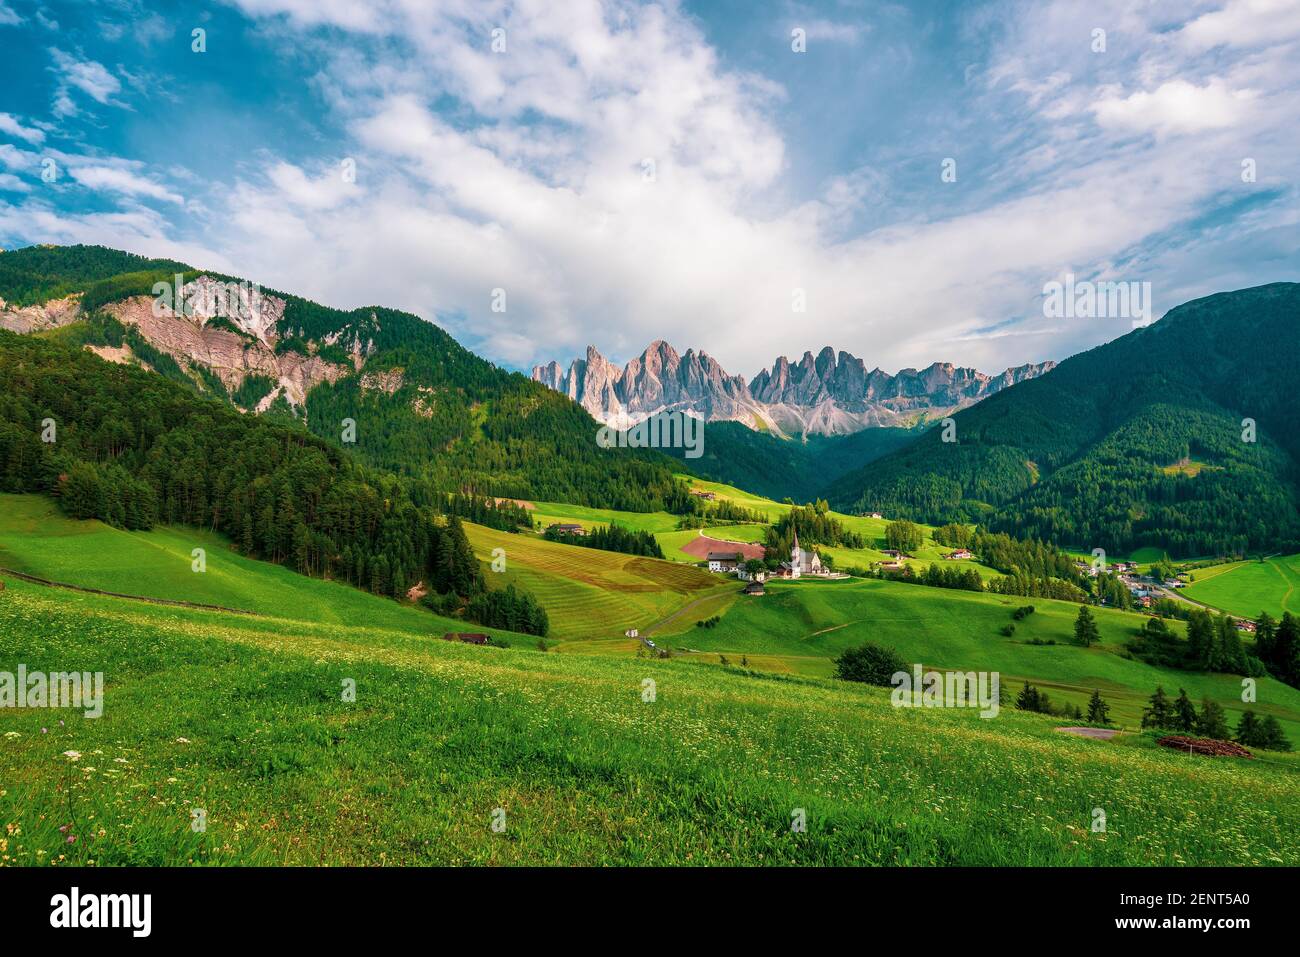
[1182,554,1300,620]
[0,495,451,635]
[462,522,735,643]
[666,578,1300,740]
[2,578,1297,866]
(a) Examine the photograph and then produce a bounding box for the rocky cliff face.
[534,342,1054,436]
[104,277,356,410]
[0,293,82,334]
[534,341,779,431]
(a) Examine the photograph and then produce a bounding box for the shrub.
[833,642,908,686]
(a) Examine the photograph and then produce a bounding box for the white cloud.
[0,173,30,193]
[68,165,184,204]
[0,3,23,27]
[1090,78,1258,135]
[6,0,1295,378]
[0,113,45,145]
[49,49,123,116]
[1179,0,1300,51]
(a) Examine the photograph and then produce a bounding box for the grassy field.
[1182,554,1300,619]
[3,576,1298,866]
[665,578,1300,740]
[0,495,455,635]
[462,522,735,643]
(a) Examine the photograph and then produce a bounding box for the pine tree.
[1086,689,1111,726]
[1235,709,1261,746]
[1141,686,1173,729]
[1196,698,1230,740]
[1217,615,1246,674]
[1074,605,1100,647]
[1186,610,1213,669]
[1016,681,1040,712]
[1259,715,1293,752]
[1172,688,1197,732]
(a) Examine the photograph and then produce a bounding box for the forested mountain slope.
[0,245,687,511]
[827,283,1300,556]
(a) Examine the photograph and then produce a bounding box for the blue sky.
[1,0,1297,377]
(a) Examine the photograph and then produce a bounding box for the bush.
[833,642,908,686]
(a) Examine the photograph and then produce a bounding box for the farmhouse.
[743,580,765,596]
[868,512,883,519]
[878,559,904,571]
[945,549,974,560]
[707,552,742,573]
[690,489,717,501]
[547,523,587,536]
[1236,619,1258,634]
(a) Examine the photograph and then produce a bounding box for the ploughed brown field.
[680,534,767,562]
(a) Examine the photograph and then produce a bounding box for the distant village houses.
[547,523,587,537]
[945,549,974,560]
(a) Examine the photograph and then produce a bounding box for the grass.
[0,495,452,634]
[1182,554,1300,620]
[664,578,1300,740]
[461,522,735,643]
[3,576,1298,866]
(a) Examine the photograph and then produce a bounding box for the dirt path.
[1056,726,1126,740]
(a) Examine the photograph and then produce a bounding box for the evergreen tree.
[1196,698,1230,740]
[1086,688,1111,726]
[1074,605,1100,647]
[1141,686,1173,729]
[1186,610,1214,669]
[1259,715,1293,752]
[1172,688,1198,732]
[1234,710,1261,746]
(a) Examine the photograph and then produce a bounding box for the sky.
[0,0,1297,379]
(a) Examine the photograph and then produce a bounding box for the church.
[778,525,826,579]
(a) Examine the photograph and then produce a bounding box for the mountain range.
[532,341,1054,436]
[3,244,1296,558]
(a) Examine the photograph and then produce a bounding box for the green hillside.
[0,494,477,635]
[2,577,1297,866]
[828,283,1300,558]
[667,577,1300,739]
[0,244,689,512]
[462,522,735,642]
[1182,554,1300,620]
[666,419,920,502]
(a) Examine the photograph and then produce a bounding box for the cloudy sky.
[0,0,1296,378]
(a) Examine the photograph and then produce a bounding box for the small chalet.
[878,560,904,571]
[1236,619,1258,634]
[444,632,491,645]
[881,549,904,559]
[690,489,717,501]
[707,552,742,573]
[547,523,587,536]
[743,580,765,596]
[945,549,974,560]
[867,512,883,519]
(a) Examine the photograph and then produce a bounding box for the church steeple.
[791,520,800,560]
